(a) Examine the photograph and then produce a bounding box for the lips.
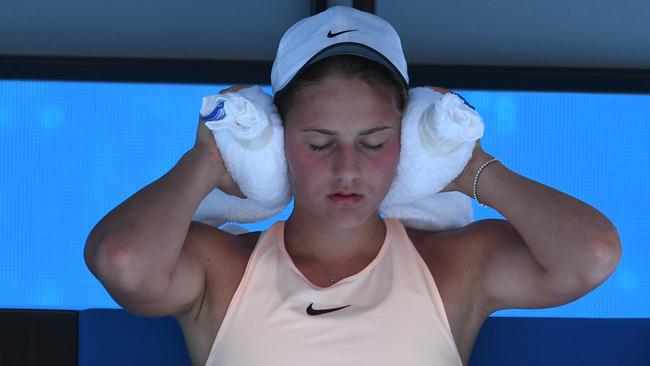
[328,192,363,206]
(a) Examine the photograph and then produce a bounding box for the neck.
[284,211,386,266]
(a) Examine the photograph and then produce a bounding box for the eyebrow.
[300,126,394,136]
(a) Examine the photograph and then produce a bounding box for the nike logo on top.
[306,302,351,315]
[327,29,358,38]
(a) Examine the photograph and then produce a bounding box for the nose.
[331,144,361,183]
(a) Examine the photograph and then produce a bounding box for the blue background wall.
[1,80,647,317]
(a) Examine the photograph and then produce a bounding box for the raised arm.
[443,124,622,315]
[84,88,245,317]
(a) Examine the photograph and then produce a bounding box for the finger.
[219,85,249,94]
[426,86,450,94]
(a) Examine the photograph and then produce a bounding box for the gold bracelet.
[472,158,499,207]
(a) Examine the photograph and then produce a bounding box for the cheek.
[368,138,400,181]
[363,142,400,200]
[284,138,328,194]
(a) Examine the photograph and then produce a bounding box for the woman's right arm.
[84,93,245,316]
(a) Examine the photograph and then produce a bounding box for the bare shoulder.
[405,217,580,357]
[175,222,261,322]
[404,221,490,316]
[186,222,261,254]
[405,218,525,316]
[173,222,263,365]
[404,220,503,364]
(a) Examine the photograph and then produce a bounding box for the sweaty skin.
[86,76,621,366]
[282,74,401,266]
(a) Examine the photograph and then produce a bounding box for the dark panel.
[354,0,375,13]
[469,317,650,365]
[0,55,271,86]
[0,309,78,366]
[312,0,327,14]
[1,55,649,93]
[409,64,650,94]
[78,308,190,366]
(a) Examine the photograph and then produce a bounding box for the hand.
[421,86,493,196]
[440,139,492,195]
[193,85,249,198]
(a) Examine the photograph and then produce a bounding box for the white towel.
[379,87,484,230]
[380,191,473,231]
[192,86,291,227]
[192,86,484,232]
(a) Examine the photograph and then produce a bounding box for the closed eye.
[363,143,384,151]
[308,143,333,151]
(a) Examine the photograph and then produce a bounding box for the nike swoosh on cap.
[306,302,351,315]
[327,29,358,38]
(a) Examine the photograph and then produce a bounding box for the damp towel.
[192,85,484,232]
[379,87,484,230]
[192,85,291,228]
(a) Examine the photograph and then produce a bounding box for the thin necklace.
[308,218,384,285]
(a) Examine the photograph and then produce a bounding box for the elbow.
[547,226,622,300]
[582,226,622,287]
[84,225,116,277]
[84,231,107,280]
[84,238,151,295]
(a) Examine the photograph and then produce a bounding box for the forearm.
[463,150,621,279]
[84,147,220,291]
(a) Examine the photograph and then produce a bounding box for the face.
[283,74,401,228]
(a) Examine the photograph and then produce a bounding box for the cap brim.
[291,42,408,92]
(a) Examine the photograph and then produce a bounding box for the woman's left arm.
[445,137,622,312]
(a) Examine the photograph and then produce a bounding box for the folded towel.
[192,85,484,232]
[380,191,473,231]
[192,86,291,226]
[379,87,484,230]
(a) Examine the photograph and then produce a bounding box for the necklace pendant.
[329,275,337,284]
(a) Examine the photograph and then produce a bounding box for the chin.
[321,204,382,228]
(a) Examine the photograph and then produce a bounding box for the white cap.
[271,6,409,94]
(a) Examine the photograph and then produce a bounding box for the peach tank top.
[204,218,462,365]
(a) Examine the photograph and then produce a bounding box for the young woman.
[84,6,622,366]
